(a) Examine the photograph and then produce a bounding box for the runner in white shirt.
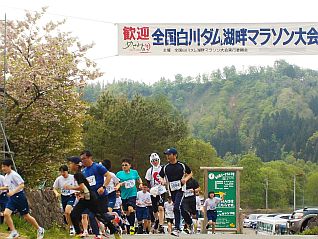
[145,153,166,233]
[164,196,174,233]
[53,165,76,235]
[0,174,8,224]
[203,191,225,234]
[101,160,120,212]
[136,185,152,234]
[0,159,45,239]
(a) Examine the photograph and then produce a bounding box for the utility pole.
[293,175,296,211]
[265,178,268,210]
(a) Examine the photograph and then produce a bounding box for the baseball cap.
[67,156,82,164]
[164,147,178,155]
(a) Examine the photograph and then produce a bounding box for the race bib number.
[169,180,182,191]
[124,179,135,189]
[61,189,71,195]
[106,185,114,193]
[158,185,167,194]
[184,189,194,197]
[86,175,96,186]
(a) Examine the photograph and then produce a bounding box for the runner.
[0,173,8,224]
[66,156,122,239]
[136,185,152,234]
[159,147,193,237]
[164,196,174,234]
[53,165,76,235]
[182,177,200,234]
[203,191,225,234]
[145,153,166,233]
[101,159,120,212]
[0,159,45,239]
[80,150,113,238]
[115,158,143,235]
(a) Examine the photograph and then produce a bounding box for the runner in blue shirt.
[115,158,143,235]
[80,150,113,238]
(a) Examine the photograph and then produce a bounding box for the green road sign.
[207,171,237,229]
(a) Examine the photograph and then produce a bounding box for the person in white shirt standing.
[0,159,45,239]
[145,152,166,233]
[136,185,152,234]
[203,191,225,234]
[53,165,76,236]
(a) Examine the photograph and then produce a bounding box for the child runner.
[115,158,143,235]
[203,191,225,234]
[164,196,174,234]
[53,165,76,235]
[0,159,45,239]
[136,185,152,234]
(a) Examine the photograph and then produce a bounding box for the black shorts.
[122,196,136,211]
[182,196,196,216]
[166,218,174,224]
[151,194,165,213]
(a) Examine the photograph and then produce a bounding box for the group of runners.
[0,147,225,238]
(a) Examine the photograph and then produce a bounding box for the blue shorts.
[108,191,116,209]
[0,193,8,212]
[61,194,76,211]
[136,206,149,221]
[6,191,29,216]
[207,210,217,222]
[122,196,136,211]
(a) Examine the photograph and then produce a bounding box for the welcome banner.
[118,23,318,55]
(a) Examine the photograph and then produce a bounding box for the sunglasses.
[151,159,159,162]
[122,164,129,167]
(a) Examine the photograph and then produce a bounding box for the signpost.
[201,167,243,233]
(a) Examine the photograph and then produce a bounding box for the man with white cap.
[145,153,166,233]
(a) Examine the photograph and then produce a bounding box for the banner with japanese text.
[118,23,318,55]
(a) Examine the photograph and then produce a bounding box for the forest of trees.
[82,60,318,163]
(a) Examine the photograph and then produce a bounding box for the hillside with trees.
[83,60,318,163]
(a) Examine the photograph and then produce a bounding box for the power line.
[0,5,115,24]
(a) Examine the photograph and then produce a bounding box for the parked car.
[248,214,266,229]
[287,208,318,234]
[256,214,291,235]
[243,217,250,228]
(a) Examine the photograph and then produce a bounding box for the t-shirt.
[196,196,202,211]
[105,172,119,194]
[0,175,6,194]
[164,201,174,219]
[145,166,162,187]
[203,197,222,210]
[159,161,191,192]
[4,170,24,193]
[136,191,152,207]
[74,172,96,201]
[114,196,122,210]
[82,162,108,195]
[116,169,140,200]
[53,174,76,196]
[184,178,199,198]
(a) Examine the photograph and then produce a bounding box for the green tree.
[238,153,264,208]
[83,93,188,174]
